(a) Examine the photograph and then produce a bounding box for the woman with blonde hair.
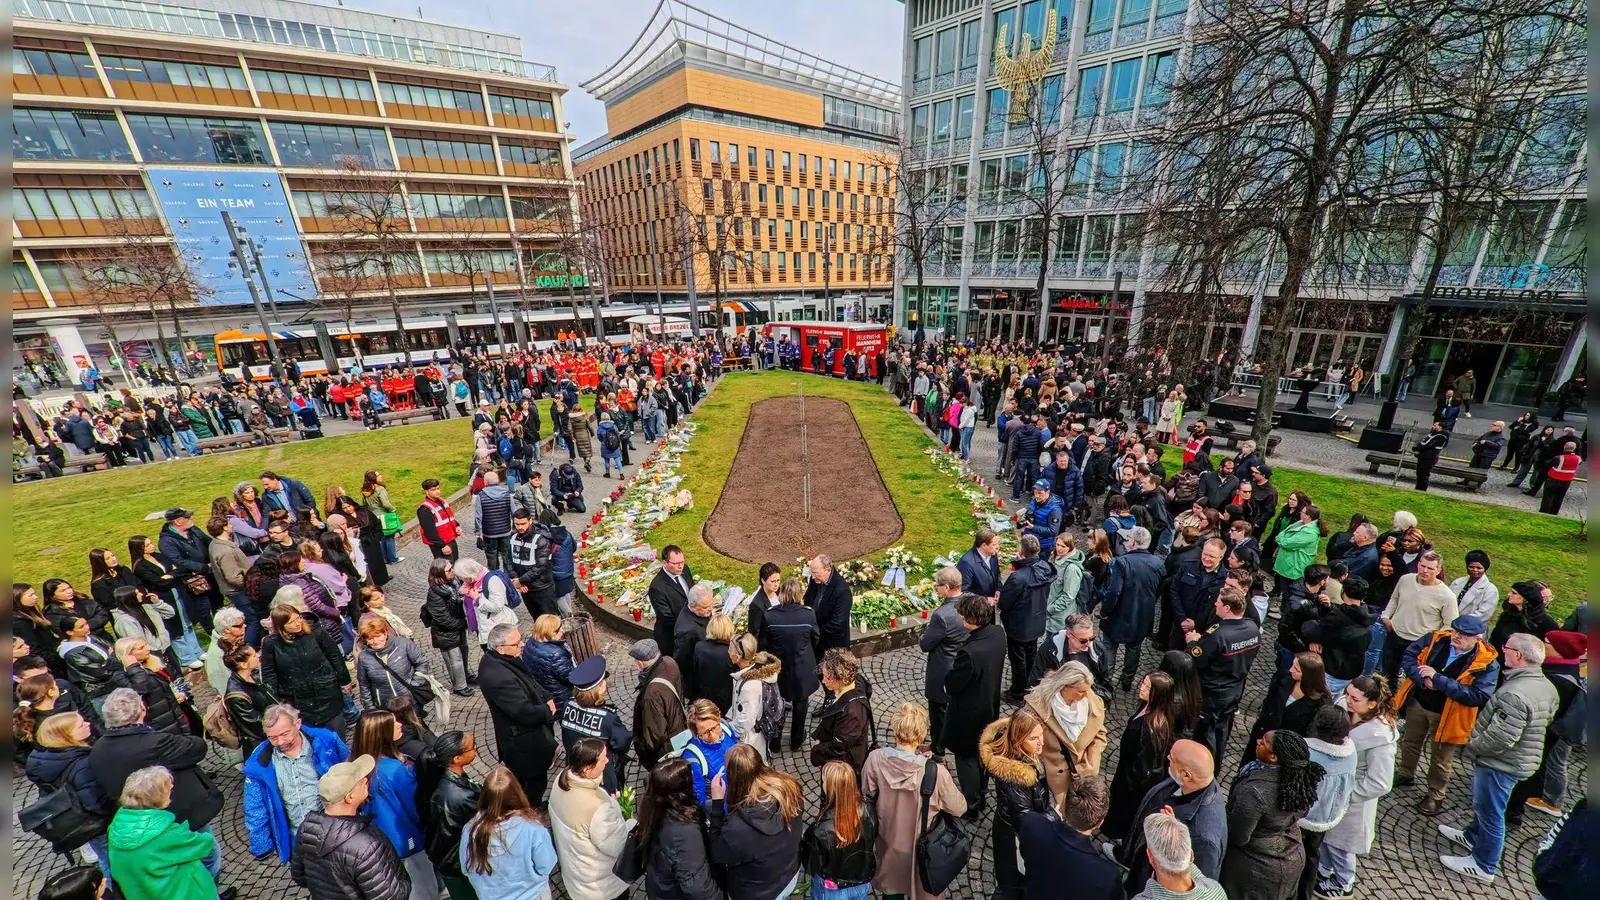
[1021,660,1107,811]
[353,615,432,711]
[980,706,1058,900]
[861,702,966,900]
[26,712,114,876]
[729,641,781,761]
[803,761,877,900]
[523,614,574,706]
[693,612,739,715]
[680,698,739,805]
[710,743,805,900]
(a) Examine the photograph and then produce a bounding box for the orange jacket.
[1392,630,1499,744]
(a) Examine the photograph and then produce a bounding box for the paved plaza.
[13,374,1579,900]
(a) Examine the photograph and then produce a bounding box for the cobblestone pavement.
[14,373,1577,900]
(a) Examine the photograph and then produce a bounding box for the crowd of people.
[14,333,1590,900]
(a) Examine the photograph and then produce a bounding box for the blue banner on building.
[147,168,317,306]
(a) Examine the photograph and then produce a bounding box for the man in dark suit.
[918,567,968,757]
[476,623,558,804]
[956,528,1001,601]
[1019,777,1122,900]
[943,593,1007,817]
[648,545,694,657]
[803,555,853,651]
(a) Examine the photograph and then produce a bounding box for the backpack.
[1070,560,1096,614]
[18,782,111,854]
[755,681,789,749]
[487,568,522,610]
[497,435,513,460]
[1551,674,1586,744]
[1169,471,1200,508]
[204,698,242,749]
[602,427,621,452]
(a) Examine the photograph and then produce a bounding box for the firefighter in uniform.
[417,478,460,559]
[1413,421,1451,491]
[559,656,634,792]
[1185,585,1262,761]
[1539,440,1581,515]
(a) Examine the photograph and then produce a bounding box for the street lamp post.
[221,211,282,369]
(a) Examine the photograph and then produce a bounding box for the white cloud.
[345,0,906,141]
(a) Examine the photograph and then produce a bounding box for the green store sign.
[534,274,589,288]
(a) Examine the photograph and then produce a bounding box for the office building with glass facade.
[574,1,900,313]
[13,0,578,371]
[896,0,1585,406]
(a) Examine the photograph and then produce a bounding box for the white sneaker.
[1465,412,1472,417]
[1440,854,1493,883]
[1437,824,1471,849]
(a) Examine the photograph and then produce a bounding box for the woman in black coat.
[424,559,474,696]
[260,605,351,732]
[43,578,111,638]
[1489,580,1560,654]
[1105,671,1180,844]
[332,494,389,587]
[14,584,65,673]
[941,596,1007,804]
[980,708,1059,900]
[802,760,877,894]
[747,563,782,653]
[691,616,738,715]
[639,759,726,900]
[110,645,191,736]
[761,579,820,752]
[417,731,482,900]
[128,536,208,644]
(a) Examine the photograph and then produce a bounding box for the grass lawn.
[1255,462,1586,619]
[13,418,475,591]
[651,371,978,587]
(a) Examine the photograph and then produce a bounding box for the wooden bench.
[378,406,444,427]
[196,427,299,453]
[14,461,45,481]
[57,453,109,474]
[1209,432,1284,455]
[1364,452,1488,491]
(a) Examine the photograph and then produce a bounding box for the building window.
[710,141,721,163]
[992,7,1017,57]
[986,88,1009,134]
[959,19,982,70]
[1108,58,1143,112]
[936,26,957,77]
[758,183,769,203]
[275,121,393,167]
[954,95,975,140]
[729,142,739,164]
[96,55,248,91]
[1144,52,1177,107]
[390,133,490,167]
[17,187,156,221]
[913,35,933,82]
[382,81,486,112]
[747,144,757,166]
[12,108,132,161]
[1157,0,1189,18]
[1020,1,1049,51]
[409,191,509,220]
[13,47,99,80]
[1121,0,1154,27]
[808,189,816,208]
[783,151,792,171]
[500,141,562,170]
[765,148,775,168]
[799,153,808,174]
[1040,75,1064,125]
[1075,66,1107,120]
[125,113,271,164]
[953,163,970,198]
[792,187,800,205]
[1087,0,1116,34]
[690,138,701,161]
[911,106,930,147]
[253,67,373,101]
[673,138,682,161]
[1097,142,1128,191]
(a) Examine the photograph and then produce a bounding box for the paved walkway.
[13,372,1580,900]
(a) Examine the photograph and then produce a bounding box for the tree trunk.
[169,298,187,373]
[151,306,170,372]
[1032,214,1054,345]
[389,290,411,367]
[1250,246,1311,443]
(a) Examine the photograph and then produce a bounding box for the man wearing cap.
[243,703,351,863]
[1505,630,1586,826]
[158,506,219,620]
[1393,615,1500,815]
[291,755,410,900]
[1437,632,1558,882]
[1022,480,1065,556]
[629,639,689,771]
[560,656,633,792]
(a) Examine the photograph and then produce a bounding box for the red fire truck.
[765,321,889,376]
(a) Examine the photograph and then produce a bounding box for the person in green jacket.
[1046,534,1087,635]
[108,766,225,900]
[1271,502,1324,587]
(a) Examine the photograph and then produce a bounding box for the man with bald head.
[804,555,854,651]
[1118,739,1227,893]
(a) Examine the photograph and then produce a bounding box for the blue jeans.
[155,433,177,459]
[228,593,261,647]
[811,881,871,900]
[382,535,400,564]
[1398,379,1411,401]
[196,823,223,880]
[1325,674,1352,697]
[602,451,622,475]
[1012,458,1040,499]
[960,426,975,459]
[1362,620,1386,676]
[175,429,201,456]
[1464,765,1518,873]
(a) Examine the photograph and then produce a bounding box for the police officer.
[560,656,634,792]
[508,510,556,616]
[1185,585,1261,760]
[1413,421,1450,491]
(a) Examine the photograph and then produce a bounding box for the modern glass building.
[14,0,578,374]
[896,0,1585,406]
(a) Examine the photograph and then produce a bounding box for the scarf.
[1051,691,1089,743]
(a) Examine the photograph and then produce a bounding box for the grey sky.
[348,0,906,143]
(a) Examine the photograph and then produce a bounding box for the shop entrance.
[1435,341,1504,403]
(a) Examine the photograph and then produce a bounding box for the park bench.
[62,453,109,474]
[195,428,300,452]
[1364,452,1488,491]
[378,406,444,427]
[1208,431,1284,456]
[14,461,45,481]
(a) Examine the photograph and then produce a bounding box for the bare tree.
[1138,0,1577,441]
[67,214,211,376]
[873,148,958,338]
[540,195,601,340]
[675,175,767,339]
[321,159,418,365]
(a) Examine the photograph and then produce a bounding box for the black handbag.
[612,829,645,882]
[19,785,110,854]
[915,759,972,895]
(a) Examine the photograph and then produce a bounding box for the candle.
[921,609,929,619]
[632,608,643,621]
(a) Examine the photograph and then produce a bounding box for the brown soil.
[703,396,904,564]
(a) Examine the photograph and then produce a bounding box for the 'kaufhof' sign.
[148,169,317,306]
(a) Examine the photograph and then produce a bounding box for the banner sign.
[148,168,317,305]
